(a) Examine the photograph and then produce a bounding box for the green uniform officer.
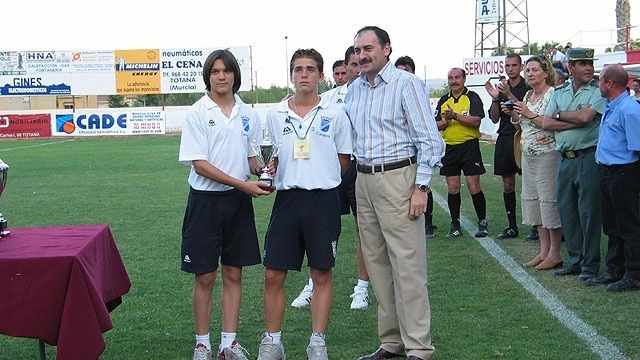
[542,48,606,281]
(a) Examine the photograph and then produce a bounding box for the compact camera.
[503,100,516,109]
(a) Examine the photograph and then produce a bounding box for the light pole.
[285,35,290,96]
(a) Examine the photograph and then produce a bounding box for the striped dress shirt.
[345,61,445,185]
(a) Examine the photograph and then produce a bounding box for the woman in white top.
[505,55,564,271]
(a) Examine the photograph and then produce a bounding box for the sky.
[3,0,637,88]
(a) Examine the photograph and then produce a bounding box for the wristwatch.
[418,184,430,192]
[555,111,561,120]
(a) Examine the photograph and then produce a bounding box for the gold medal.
[293,138,310,159]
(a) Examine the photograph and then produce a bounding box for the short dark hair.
[355,26,392,58]
[394,56,415,73]
[290,48,324,74]
[601,64,629,88]
[505,53,523,64]
[632,78,640,85]
[202,49,241,93]
[449,67,466,79]
[332,60,345,71]
[344,46,355,64]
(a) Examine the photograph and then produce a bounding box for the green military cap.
[567,48,597,61]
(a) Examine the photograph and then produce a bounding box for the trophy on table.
[0,158,9,238]
[252,130,280,188]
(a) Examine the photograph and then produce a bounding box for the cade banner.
[53,109,165,137]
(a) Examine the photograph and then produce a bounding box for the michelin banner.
[0,47,251,96]
[53,109,165,137]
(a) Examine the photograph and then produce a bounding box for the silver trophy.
[0,159,9,238]
[252,137,279,187]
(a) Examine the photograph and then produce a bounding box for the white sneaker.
[219,340,250,360]
[291,283,313,308]
[194,344,212,360]
[306,337,328,360]
[257,333,286,360]
[349,285,369,310]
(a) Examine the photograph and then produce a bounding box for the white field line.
[431,190,628,360]
[0,139,75,152]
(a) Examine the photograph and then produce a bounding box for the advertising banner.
[0,73,72,95]
[115,49,161,95]
[0,47,251,96]
[476,0,500,24]
[0,113,52,138]
[159,47,252,93]
[53,109,165,137]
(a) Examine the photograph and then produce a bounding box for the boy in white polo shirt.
[257,48,352,360]
[179,49,272,360]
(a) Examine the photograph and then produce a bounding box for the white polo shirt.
[266,95,352,191]
[179,93,261,192]
[321,83,349,106]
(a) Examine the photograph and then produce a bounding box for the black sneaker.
[445,222,462,239]
[474,219,489,238]
[497,227,519,239]
[425,225,437,238]
[607,277,640,292]
[526,226,539,241]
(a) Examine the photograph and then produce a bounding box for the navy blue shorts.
[263,188,341,271]
[181,188,261,275]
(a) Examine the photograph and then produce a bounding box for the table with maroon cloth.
[0,224,131,360]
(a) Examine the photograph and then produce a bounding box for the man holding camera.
[485,54,531,239]
[436,67,487,238]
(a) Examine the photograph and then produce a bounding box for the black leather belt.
[561,146,596,159]
[603,160,640,171]
[356,156,416,174]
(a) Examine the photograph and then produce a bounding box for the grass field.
[0,136,638,360]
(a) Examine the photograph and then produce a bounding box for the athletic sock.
[503,191,517,228]
[268,331,282,344]
[448,192,461,225]
[219,332,236,353]
[426,192,434,226]
[195,333,211,351]
[357,279,369,288]
[471,190,487,221]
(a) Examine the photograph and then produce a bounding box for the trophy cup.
[252,136,279,187]
[0,159,9,238]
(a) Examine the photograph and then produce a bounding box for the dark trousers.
[601,161,640,280]
[557,152,603,273]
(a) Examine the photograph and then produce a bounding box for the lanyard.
[286,107,320,140]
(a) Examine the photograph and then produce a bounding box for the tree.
[108,95,128,108]
[166,93,202,106]
[616,0,630,50]
[133,94,163,107]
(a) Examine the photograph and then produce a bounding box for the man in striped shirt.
[345,26,444,360]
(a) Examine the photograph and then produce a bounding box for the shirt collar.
[276,94,326,113]
[607,91,629,108]
[358,60,395,87]
[202,93,243,110]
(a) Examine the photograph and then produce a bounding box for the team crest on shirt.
[320,116,332,132]
[283,125,293,135]
[241,116,250,132]
[208,119,216,126]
